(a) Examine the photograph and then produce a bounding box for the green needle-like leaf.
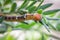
[17,0,29,10]
[39,33,44,40]
[26,1,37,9]
[40,15,50,32]
[39,3,53,10]
[17,9,28,15]
[10,2,17,12]
[35,0,44,11]
[39,33,49,40]
[28,6,36,13]
[41,19,50,32]
[43,9,60,15]
[16,22,36,30]
[43,17,56,30]
[47,21,56,30]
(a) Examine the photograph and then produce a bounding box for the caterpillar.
[0,13,42,22]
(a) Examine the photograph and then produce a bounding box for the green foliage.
[39,33,49,40]
[17,0,29,10]
[39,3,53,10]
[37,9,43,14]
[56,22,60,31]
[0,33,16,40]
[26,1,37,9]
[0,0,60,40]
[27,6,36,13]
[42,16,56,30]
[6,34,16,40]
[10,2,17,12]
[35,0,44,11]
[47,21,56,30]
[16,22,36,30]
[43,9,60,15]
[17,9,28,15]
[41,17,50,32]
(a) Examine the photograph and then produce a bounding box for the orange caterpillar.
[0,13,42,22]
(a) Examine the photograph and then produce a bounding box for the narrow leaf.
[17,9,28,15]
[41,19,50,32]
[41,33,44,40]
[40,16,50,32]
[16,22,36,30]
[43,9,60,15]
[46,17,60,20]
[28,6,36,13]
[39,33,45,40]
[35,0,44,11]
[26,1,37,9]
[10,2,17,12]
[17,0,29,10]
[39,3,53,10]
[47,21,56,30]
